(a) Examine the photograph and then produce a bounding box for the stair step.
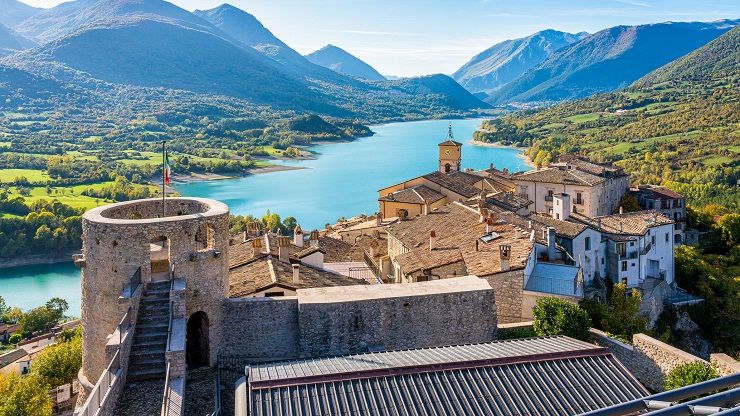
[127,366,166,381]
[137,322,169,331]
[134,334,167,344]
[132,338,167,349]
[129,355,166,367]
[130,348,166,359]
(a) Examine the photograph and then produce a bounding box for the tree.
[19,297,68,336]
[604,283,648,339]
[532,297,592,341]
[2,307,23,324]
[664,361,718,391]
[0,373,53,416]
[33,330,82,387]
[618,195,642,213]
[0,295,7,319]
[717,213,740,249]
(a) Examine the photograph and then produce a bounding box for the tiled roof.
[571,210,673,236]
[557,154,623,176]
[514,166,605,186]
[633,186,683,200]
[530,213,588,239]
[317,235,386,263]
[422,171,482,198]
[247,336,647,416]
[378,185,445,204]
[388,203,533,276]
[0,348,29,369]
[229,256,367,297]
[484,191,533,210]
[293,246,325,259]
[438,139,462,146]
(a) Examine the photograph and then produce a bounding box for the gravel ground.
[113,379,165,416]
[184,367,217,416]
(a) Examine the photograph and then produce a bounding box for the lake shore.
[468,139,535,167]
[0,250,79,270]
[170,165,306,183]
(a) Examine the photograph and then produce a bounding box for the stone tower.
[438,124,462,173]
[77,198,229,393]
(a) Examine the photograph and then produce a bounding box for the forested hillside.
[475,27,740,209]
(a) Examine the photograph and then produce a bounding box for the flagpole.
[162,140,166,217]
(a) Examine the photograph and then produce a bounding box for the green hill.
[474,27,740,209]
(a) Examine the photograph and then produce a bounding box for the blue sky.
[22,0,740,76]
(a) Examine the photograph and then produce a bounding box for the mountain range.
[0,0,487,119]
[305,44,386,81]
[483,20,738,104]
[0,22,35,56]
[452,29,587,94]
[0,0,42,27]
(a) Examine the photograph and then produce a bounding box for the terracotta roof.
[422,171,482,198]
[571,210,673,236]
[386,203,480,249]
[633,186,683,200]
[293,246,325,259]
[557,154,623,176]
[318,235,387,263]
[379,185,445,204]
[483,191,532,210]
[438,139,462,146]
[229,255,367,297]
[530,213,588,239]
[514,166,604,186]
[0,348,28,369]
[388,203,533,276]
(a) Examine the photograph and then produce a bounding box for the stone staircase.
[128,280,171,381]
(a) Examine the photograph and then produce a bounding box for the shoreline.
[468,139,535,168]
[170,165,306,184]
[0,250,78,270]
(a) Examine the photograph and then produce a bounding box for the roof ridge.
[249,346,612,390]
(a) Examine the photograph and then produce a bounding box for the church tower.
[438,124,462,173]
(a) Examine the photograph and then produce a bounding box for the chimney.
[277,236,290,263]
[475,240,479,252]
[242,230,248,243]
[528,220,533,229]
[486,217,494,234]
[429,230,436,251]
[489,163,494,170]
[499,244,511,272]
[619,206,624,214]
[376,216,382,226]
[251,236,263,257]
[293,225,304,247]
[547,227,556,261]
[292,264,300,285]
[515,228,522,239]
[553,193,571,221]
[309,230,320,247]
[479,207,487,223]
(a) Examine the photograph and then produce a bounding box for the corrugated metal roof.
[247,337,647,416]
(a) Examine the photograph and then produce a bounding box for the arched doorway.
[186,311,209,368]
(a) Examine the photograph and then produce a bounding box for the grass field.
[565,113,600,123]
[0,169,51,183]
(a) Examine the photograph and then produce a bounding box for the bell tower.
[438,124,462,173]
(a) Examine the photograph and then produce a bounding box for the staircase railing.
[160,279,175,416]
[76,308,132,416]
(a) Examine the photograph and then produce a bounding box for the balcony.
[619,251,638,260]
[640,242,652,255]
[544,195,553,202]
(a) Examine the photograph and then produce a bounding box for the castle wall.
[220,276,498,361]
[80,198,229,384]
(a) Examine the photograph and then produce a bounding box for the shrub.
[7,333,21,345]
[498,326,537,340]
[532,297,592,341]
[664,361,718,391]
[0,373,53,416]
[32,331,82,387]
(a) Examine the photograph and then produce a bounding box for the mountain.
[453,29,587,94]
[0,22,35,56]
[305,44,386,81]
[14,0,217,43]
[634,26,740,87]
[0,0,42,28]
[487,20,739,104]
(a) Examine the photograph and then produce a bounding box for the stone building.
[74,197,499,416]
[631,185,687,245]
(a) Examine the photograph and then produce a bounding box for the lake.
[0,118,528,314]
[175,118,529,229]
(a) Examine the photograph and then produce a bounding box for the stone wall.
[220,298,300,362]
[588,329,738,392]
[483,269,524,324]
[221,276,497,361]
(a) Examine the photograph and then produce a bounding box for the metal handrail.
[76,349,121,416]
[160,278,175,416]
[160,361,171,416]
[210,364,222,416]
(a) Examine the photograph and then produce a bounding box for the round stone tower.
[79,198,229,388]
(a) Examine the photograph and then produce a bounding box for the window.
[616,242,626,257]
[576,192,583,205]
[585,236,591,251]
[444,163,451,173]
[547,189,554,197]
[651,235,656,245]
[555,213,560,219]
[647,201,653,209]
[601,258,605,265]
[630,242,634,247]
[265,291,285,297]
[665,233,669,243]
[621,261,627,272]
[548,208,553,215]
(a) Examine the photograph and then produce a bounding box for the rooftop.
[246,336,647,416]
[422,170,482,198]
[378,184,446,205]
[514,165,606,186]
[571,210,674,236]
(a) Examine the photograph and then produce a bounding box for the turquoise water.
[0,262,81,316]
[175,118,529,229]
[0,118,528,313]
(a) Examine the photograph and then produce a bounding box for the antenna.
[447,124,454,139]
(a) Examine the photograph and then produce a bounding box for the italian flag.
[164,151,171,185]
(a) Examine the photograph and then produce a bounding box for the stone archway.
[186,311,209,368]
